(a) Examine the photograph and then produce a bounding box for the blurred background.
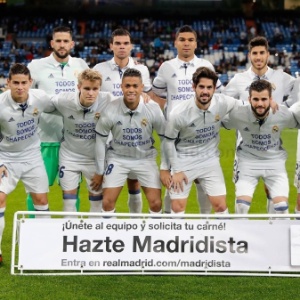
[0,0,300,87]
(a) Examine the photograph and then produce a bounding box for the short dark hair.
[8,63,31,80]
[192,67,218,87]
[110,28,132,44]
[122,68,142,81]
[249,79,272,97]
[175,25,197,40]
[52,26,73,39]
[248,36,269,52]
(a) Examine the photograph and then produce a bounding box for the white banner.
[15,216,300,273]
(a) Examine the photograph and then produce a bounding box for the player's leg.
[265,169,289,215]
[101,159,128,216]
[0,192,7,265]
[83,164,103,213]
[127,177,142,213]
[201,162,229,214]
[163,189,172,213]
[264,184,275,214]
[194,179,212,213]
[168,170,194,215]
[26,143,60,211]
[59,161,82,213]
[134,160,162,214]
[234,166,259,214]
[23,158,50,217]
[294,161,300,217]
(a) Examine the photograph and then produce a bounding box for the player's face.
[78,79,101,107]
[193,77,216,108]
[121,76,144,110]
[175,32,197,60]
[51,32,74,60]
[110,35,132,60]
[7,74,32,103]
[249,46,269,73]
[249,89,271,118]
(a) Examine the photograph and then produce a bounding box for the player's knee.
[212,201,227,212]
[171,200,186,213]
[148,198,161,212]
[0,192,7,207]
[102,199,115,211]
[32,195,48,206]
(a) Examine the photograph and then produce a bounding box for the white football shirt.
[28,53,89,142]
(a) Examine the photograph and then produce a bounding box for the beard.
[53,49,70,59]
[251,104,270,118]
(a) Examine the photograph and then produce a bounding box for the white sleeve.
[95,134,107,175]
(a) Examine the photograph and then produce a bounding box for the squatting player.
[0,64,55,264]
[223,36,296,214]
[27,26,89,211]
[93,28,159,214]
[153,25,223,214]
[49,69,112,214]
[222,80,298,215]
[95,68,165,215]
[161,67,238,215]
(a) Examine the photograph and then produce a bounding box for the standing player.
[153,25,223,214]
[222,80,297,215]
[0,64,55,264]
[93,28,161,214]
[161,67,237,215]
[223,36,296,214]
[95,68,164,215]
[50,69,112,214]
[27,26,89,212]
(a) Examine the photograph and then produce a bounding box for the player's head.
[7,63,32,103]
[77,69,102,107]
[121,68,144,110]
[192,67,218,109]
[51,26,74,61]
[248,79,272,119]
[175,25,197,61]
[248,36,269,73]
[110,28,132,60]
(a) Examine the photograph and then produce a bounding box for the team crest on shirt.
[215,114,220,121]
[94,113,100,120]
[141,118,148,126]
[33,108,39,116]
[73,70,80,78]
[272,125,279,133]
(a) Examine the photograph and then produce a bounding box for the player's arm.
[146,90,166,110]
[285,77,299,108]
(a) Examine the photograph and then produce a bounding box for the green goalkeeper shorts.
[41,142,60,186]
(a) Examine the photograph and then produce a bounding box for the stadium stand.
[0,15,300,87]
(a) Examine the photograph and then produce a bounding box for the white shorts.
[169,162,226,200]
[59,160,102,194]
[103,157,161,189]
[0,159,49,194]
[235,163,289,198]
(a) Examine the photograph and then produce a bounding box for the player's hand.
[270,99,279,113]
[171,172,188,193]
[142,92,151,103]
[90,174,103,191]
[160,170,172,189]
[0,164,8,184]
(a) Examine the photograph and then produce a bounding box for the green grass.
[1,128,299,300]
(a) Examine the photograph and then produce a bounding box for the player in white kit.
[222,79,298,215]
[0,64,55,265]
[50,69,112,214]
[95,68,164,215]
[222,36,296,213]
[93,28,159,214]
[153,25,223,214]
[27,26,89,212]
[161,67,237,215]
